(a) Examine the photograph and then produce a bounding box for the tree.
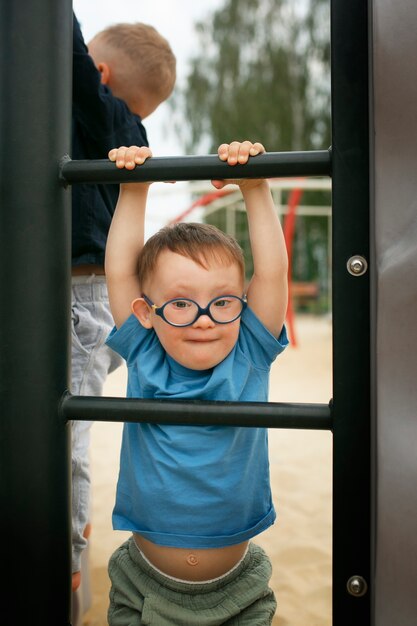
[172,0,331,154]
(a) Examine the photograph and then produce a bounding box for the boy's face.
[136,250,244,370]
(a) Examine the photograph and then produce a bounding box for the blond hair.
[138,223,245,289]
[91,23,176,110]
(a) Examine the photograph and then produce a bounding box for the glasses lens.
[209,296,243,323]
[163,299,198,326]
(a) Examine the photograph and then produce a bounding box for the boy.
[71,12,176,595]
[105,141,288,625]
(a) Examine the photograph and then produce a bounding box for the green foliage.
[172,0,331,154]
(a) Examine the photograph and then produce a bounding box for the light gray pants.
[71,275,122,569]
[71,275,122,625]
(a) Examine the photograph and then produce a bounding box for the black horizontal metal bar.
[59,149,332,185]
[61,393,333,431]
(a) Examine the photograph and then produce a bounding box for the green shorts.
[108,537,277,625]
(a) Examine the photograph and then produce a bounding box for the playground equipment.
[1,1,417,624]
[283,187,306,347]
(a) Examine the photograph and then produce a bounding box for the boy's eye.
[172,299,192,309]
[213,299,230,308]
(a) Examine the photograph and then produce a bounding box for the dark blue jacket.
[72,14,148,267]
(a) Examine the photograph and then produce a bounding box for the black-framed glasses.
[142,294,247,327]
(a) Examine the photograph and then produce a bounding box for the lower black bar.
[61,393,333,431]
[60,149,332,185]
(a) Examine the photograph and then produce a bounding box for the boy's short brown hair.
[138,222,245,289]
[91,23,176,108]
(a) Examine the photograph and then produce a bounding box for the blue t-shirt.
[106,306,288,548]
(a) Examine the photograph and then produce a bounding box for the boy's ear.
[97,62,110,85]
[131,297,153,329]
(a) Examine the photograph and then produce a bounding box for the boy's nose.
[192,314,216,329]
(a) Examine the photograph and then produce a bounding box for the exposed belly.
[134,533,249,581]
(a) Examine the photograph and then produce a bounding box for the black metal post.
[60,149,332,185]
[0,2,72,624]
[331,0,371,623]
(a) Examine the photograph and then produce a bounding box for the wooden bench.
[290,281,320,309]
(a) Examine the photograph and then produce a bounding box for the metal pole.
[61,394,333,431]
[0,1,72,624]
[60,149,332,184]
[331,0,371,623]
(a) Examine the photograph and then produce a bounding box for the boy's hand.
[212,141,266,191]
[108,145,152,170]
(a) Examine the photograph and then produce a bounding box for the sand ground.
[82,314,333,626]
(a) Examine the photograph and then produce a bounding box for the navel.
[186,553,199,566]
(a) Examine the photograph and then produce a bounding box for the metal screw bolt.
[347,575,368,597]
[347,255,368,276]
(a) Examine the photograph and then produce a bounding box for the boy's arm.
[215,141,288,337]
[241,180,288,337]
[105,146,152,328]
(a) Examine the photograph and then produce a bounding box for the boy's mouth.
[187,338,215,342]
[186,336,218,343]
